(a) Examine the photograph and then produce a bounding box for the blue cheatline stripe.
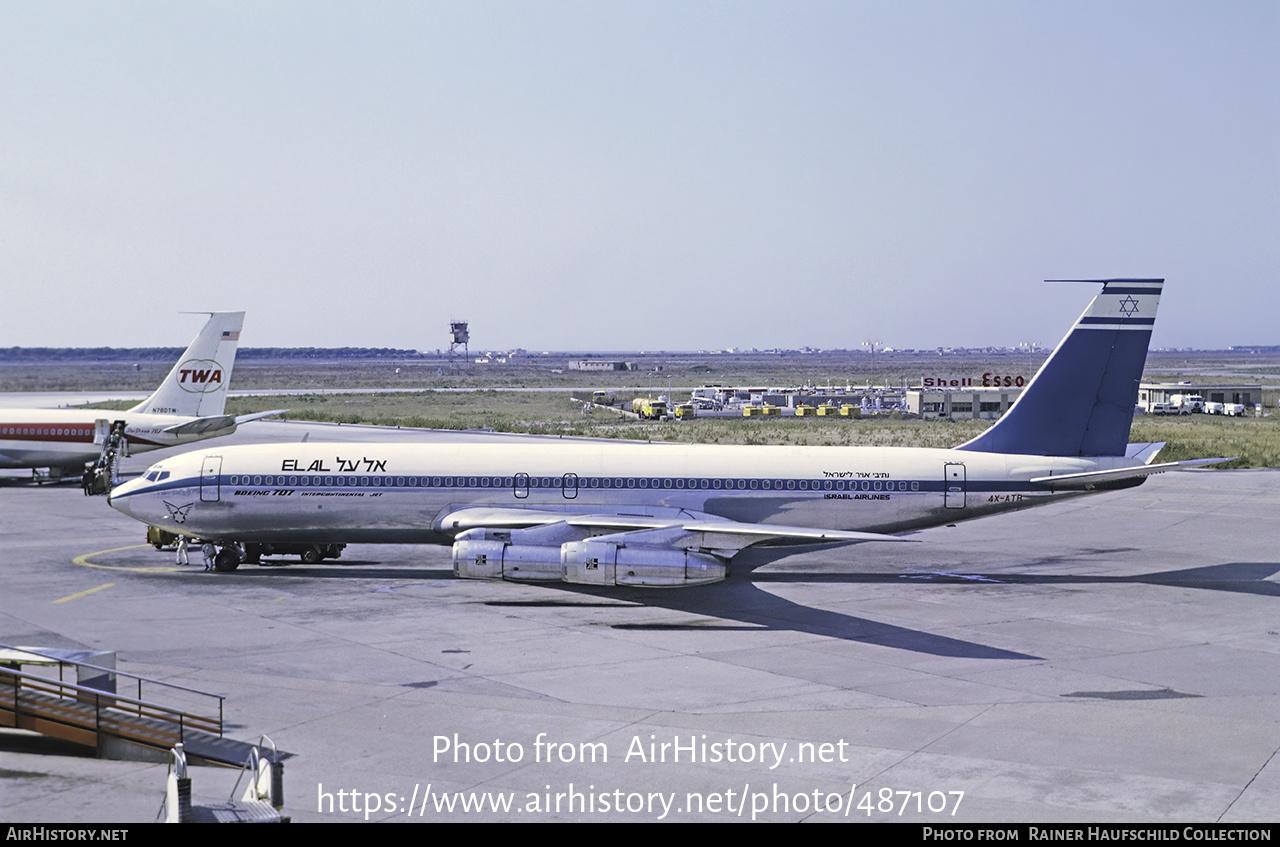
[122,474,1047,499]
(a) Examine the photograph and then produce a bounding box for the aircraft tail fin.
[129,312,245,418]
[956,280,1162,457]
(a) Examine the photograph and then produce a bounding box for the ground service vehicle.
[632,398,668,419]
[241,542,346,566]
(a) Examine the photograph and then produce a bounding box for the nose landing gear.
[213,547,242,572]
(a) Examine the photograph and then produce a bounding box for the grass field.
[75,386,1280,468]
[14,348,1279,468]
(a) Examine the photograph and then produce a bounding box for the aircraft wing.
[161,409,289,436]
[435,506,911,545]
[1029,457,1235,490]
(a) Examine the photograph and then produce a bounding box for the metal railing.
[0,643,225,748]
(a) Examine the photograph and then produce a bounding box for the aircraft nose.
[107,477,144,517]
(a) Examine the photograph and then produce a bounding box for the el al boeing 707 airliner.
[109,280,1226,581]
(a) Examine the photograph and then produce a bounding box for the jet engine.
[451,527,728,587]
[561,539,726,587]
[451,537,563,581]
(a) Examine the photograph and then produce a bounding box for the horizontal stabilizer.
[161,409,288,436]
[162,415,236,436]
[1030,457,1235,490]
[235,409,289,425]
[1125,442,1167,463]
[435,507,912,545]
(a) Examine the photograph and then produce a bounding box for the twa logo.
[177,359,225,393]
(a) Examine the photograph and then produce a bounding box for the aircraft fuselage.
[0,409,239,470]
[108,439,1128,544]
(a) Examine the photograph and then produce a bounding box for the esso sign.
[981,373,1027,388]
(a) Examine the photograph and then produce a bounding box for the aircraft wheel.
[214,549,241,572]
[300,546,322,565]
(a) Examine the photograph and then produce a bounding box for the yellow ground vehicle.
[762,404,780,416]
[632,398,668,419]
[816,403,839,416]
[839,404,862,417]
[147,525,181,550]
[743,406,763,417]
[674,403,696,419]
[794,404,817,416]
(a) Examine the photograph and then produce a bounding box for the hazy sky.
[2,1,1276,352]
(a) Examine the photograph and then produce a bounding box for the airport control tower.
[448,320,469,369]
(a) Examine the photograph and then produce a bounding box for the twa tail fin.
[129,312,245,418]
[957,280,1162,458]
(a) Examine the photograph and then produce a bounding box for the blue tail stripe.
[1079,317,1156,326]
[1090,286,1161,295]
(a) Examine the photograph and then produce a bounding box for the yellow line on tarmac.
[73,545,183,573]
[53,583,115,603]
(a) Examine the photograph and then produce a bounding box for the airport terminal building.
[905,389,1019,420]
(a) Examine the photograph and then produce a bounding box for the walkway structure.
[0,644,254,765]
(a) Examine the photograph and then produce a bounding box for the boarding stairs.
[82,419,127,495]
[162,738,288,823]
